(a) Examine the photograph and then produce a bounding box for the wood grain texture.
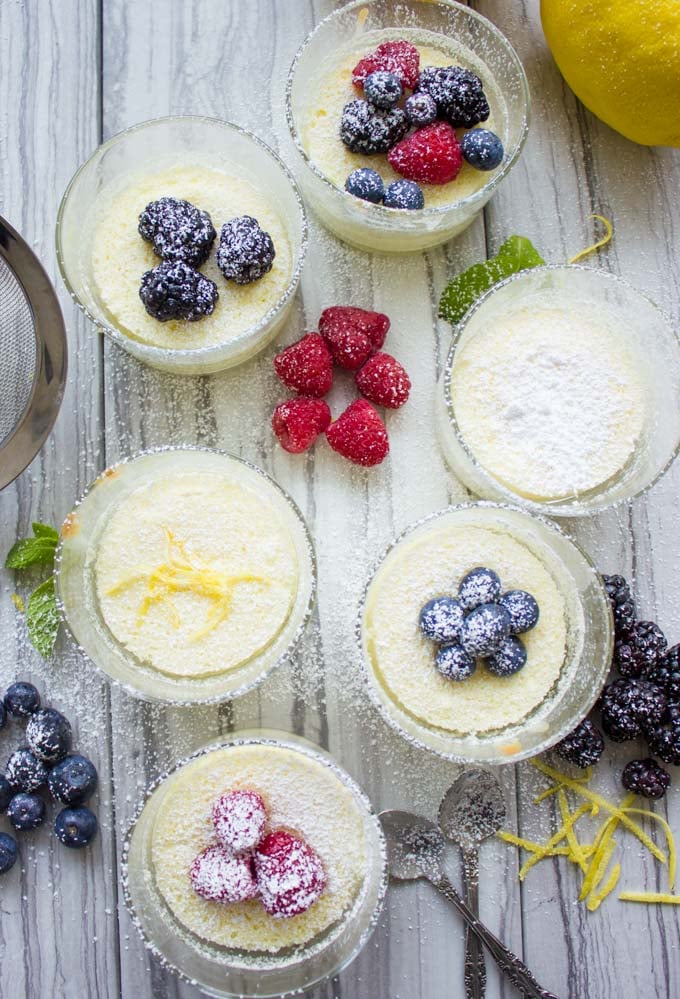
[0,0,678,996]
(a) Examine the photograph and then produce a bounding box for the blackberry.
[555,719,605,768]
[646,721,680,766]
[138,197,216,267]
[139,261,218,322]
[622,758,671,799]
[601,573,636,636]
[339,98,408,154]
[647,643,680,701]
[613,620,667,678]
[217,216,275,285]
[599,678,666,742]
[416,66,490,128]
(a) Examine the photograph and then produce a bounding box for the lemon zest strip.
[518,803,591,880]
[587,864,621,911]
[558,790,588,873]
[621,807,677,890]
[620,892,680,905]
[568,214,614,264]
[497,831,571,857]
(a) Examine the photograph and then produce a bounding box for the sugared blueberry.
[0,775,12,812]
[345,167,385,204]
[8,792,45,831]
[5,747,49,793]
[419,596,465,644]
[364,70,403,109]
[498,590,540,635]
[460,603,511,657]
[404,92,437,127]
[4,681,40,718]
[212,789,267,854]
[54,806,98,848]
[217,216,276,285]
[48,754,98,805]
[26,708,72,764]
[458,567,502,611]
[460,128,504,171]
[435,643,477,681]
[0,832,17,874]
[485,636,527,677]
[383,179,424,210]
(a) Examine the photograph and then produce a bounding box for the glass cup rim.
[356,499,614,764]
[53,444,317,706]
[284,0,531,222]
[121,729,388,998]
[55,114,308,363]
[441,263,680,517]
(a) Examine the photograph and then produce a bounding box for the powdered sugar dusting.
[255,830,327,918]
[212,789,267,854]
[189,845,259,903]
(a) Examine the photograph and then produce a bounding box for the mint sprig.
[438,235,545,326]
[4,521,60,657]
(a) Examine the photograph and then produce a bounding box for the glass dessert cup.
[437,265,680,517]
[55,447,316,704]
[123,730,387,999]
[285,0,529,253]
[359,503,613,764]
[56,116,307,375]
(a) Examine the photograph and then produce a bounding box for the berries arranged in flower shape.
[8,792,45,831]
[383,180,424,210]
[4,682,40,719]
[352,39,420,91]
[139,261,218,322]
[436,643,476,682]
[190,845,259,903]
[404,92,437,128]
[26,708,72,764]
[217,215,275,285]
[601,573,636,637]
[340,99,409,155]
[419,596,465,644]
[345,167,385,204]
[458,567,502,612]
[621,758,670,800]
[355,352,411,409]
[599,678,666,742]
[5,747,48,793]
[138,197,216,267]
[212,789,267,854]
[48,754,99,805]
[555,719,605,768]
[364,70,403,109]
[274,333,334,397]
[416,66,490,128]
[460,129,504,171]
[319,305,389,370]
[54,806,98,848]
[326,400,389,467]
[0,833,17,874]
[388,122,463,185]
[272,398,331,455]
[613,620,667,678]
[254,830,327,919]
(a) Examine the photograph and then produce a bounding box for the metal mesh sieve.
[0,255,38,447]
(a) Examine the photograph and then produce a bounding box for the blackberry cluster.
[416,66,490,128]
[599,678,666,742]
[555,719,604,768]
[340,98,408,154]
[217,216,276,286]
[139,261,218,322]
[138,196,216,267]
[602,573,636,635]
[622,758,671,800]
[613,621,667,678]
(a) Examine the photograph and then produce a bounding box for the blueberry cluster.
[0,682,98,875]
[138,198,275,322]
[419,567,539,683]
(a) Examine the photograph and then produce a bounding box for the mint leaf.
[32,522,59,543]
[26,578,60,658]
[5,537,57,569]
[438,235,545,326]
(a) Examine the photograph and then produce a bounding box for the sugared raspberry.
[355,352,411,409]
[388,122,463,185]
[352,40,420,91]
[189,845,259,903]
[273,333,333,397]
[254,830,326,919]
[319,306,389,370]
[326,399,389,467]
[272,397,331,454]
[212,790,267,854]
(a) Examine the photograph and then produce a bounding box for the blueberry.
[419,596,465,644]
[364,70,403,109]
[435,643,476,681]
[26,708,72,764]
[345,168,385,204]
[48,755,98,805]
[460,128,504,171]
[54,806,98,849]
[8,792,45,831]
[0,832,17,874]
[458,567,502,611]
[4,682,40,718]
[383,180,424,210]
[498,590,540,635]
[0,775,12,812]
[485,636,528,677]
[404,92,438,127]
[460,603,511,657]
[5,747,48,793]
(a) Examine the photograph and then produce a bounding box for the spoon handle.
[430,872,559,999]
[461,847,486,999]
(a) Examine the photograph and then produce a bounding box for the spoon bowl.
[439,769,507,851]
[379,809,446,881]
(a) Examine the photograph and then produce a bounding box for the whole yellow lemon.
[541,0,680,147]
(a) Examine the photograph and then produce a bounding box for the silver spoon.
[380,810,559,999]
[439,769,507,999]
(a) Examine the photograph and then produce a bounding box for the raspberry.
[352,40,420,91]
[254,830,326,919]
[319,306,389,370]
[189,845,259,904]
[273,333,333,397]
[326,400,389,467]
[355,352,411,409]
[388,122,463,185]
[211,790,267,854]
[272,398,331,454]
[555,719,605,768]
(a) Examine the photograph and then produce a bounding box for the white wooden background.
[1,1,679,997]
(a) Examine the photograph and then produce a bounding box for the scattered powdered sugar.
[189,845,259,903]
[211,789,267,854]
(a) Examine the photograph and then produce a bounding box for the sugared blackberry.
[416,66,489,128]
[599,678,666,742]
[613,620,667,678]
[138,197,216,267]
[217,216,275,285]
[601,573,636,636]
[555,719,605,768]
[646,721,680,766]
[622,758,671,799]
[339,98,408,154]
[139,261,218,322]
[648,644,680,702]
